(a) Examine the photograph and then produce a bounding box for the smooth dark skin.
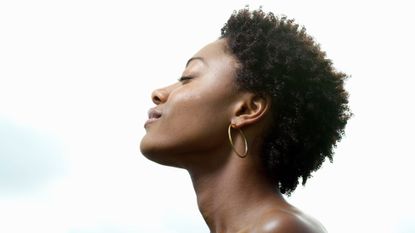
[140,39,327,233]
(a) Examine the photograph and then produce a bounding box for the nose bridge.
[151,83,176,105]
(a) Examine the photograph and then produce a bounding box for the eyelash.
[178,76,192,82]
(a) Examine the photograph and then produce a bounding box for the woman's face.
[140,39,242,167]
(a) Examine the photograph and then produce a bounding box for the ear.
[231,93,271,128]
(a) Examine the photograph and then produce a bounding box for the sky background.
[1,0,414,232]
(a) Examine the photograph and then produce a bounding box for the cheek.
[165,94,227,144]
[140,91,231,160]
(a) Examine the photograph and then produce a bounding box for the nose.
[151,87,169,105]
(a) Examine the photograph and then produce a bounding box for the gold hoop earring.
[228,123,248,158]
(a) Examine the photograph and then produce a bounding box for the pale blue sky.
[1,0,414,232]
[0,117,65,195]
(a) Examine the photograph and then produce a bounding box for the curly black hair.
[221,8,351,195]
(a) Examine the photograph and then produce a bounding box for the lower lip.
[144,118,160,128]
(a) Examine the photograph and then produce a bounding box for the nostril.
[151,89,164,105]
[152,95,161,104]
[151,84,173,105]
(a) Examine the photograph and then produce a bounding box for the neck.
[187,152,285,233]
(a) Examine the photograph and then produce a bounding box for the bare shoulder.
[252,208,327,233]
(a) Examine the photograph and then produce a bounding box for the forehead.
[185,39,239,89]
[190,39,237,68]
[194,39,227,57]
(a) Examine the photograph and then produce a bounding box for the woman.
[140,8,350,233]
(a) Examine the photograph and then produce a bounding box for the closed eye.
[178,76,193,82]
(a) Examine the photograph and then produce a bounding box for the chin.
[139,137,183,168]
[139,137,161,162]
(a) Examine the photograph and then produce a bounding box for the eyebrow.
[186,56,206,67]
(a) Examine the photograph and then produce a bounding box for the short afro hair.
[221,8,351,195]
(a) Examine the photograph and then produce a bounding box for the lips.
[144,108,162,128]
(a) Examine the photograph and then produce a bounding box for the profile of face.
[140,39,244,168]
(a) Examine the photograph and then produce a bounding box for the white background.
[1,0,414,232]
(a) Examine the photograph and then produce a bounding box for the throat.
[188,155,281,233]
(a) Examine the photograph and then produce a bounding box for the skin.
[140,39,327,233]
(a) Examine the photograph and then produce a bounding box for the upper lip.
[148,108,162,119]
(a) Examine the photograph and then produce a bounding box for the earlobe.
[232,93,271,128]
